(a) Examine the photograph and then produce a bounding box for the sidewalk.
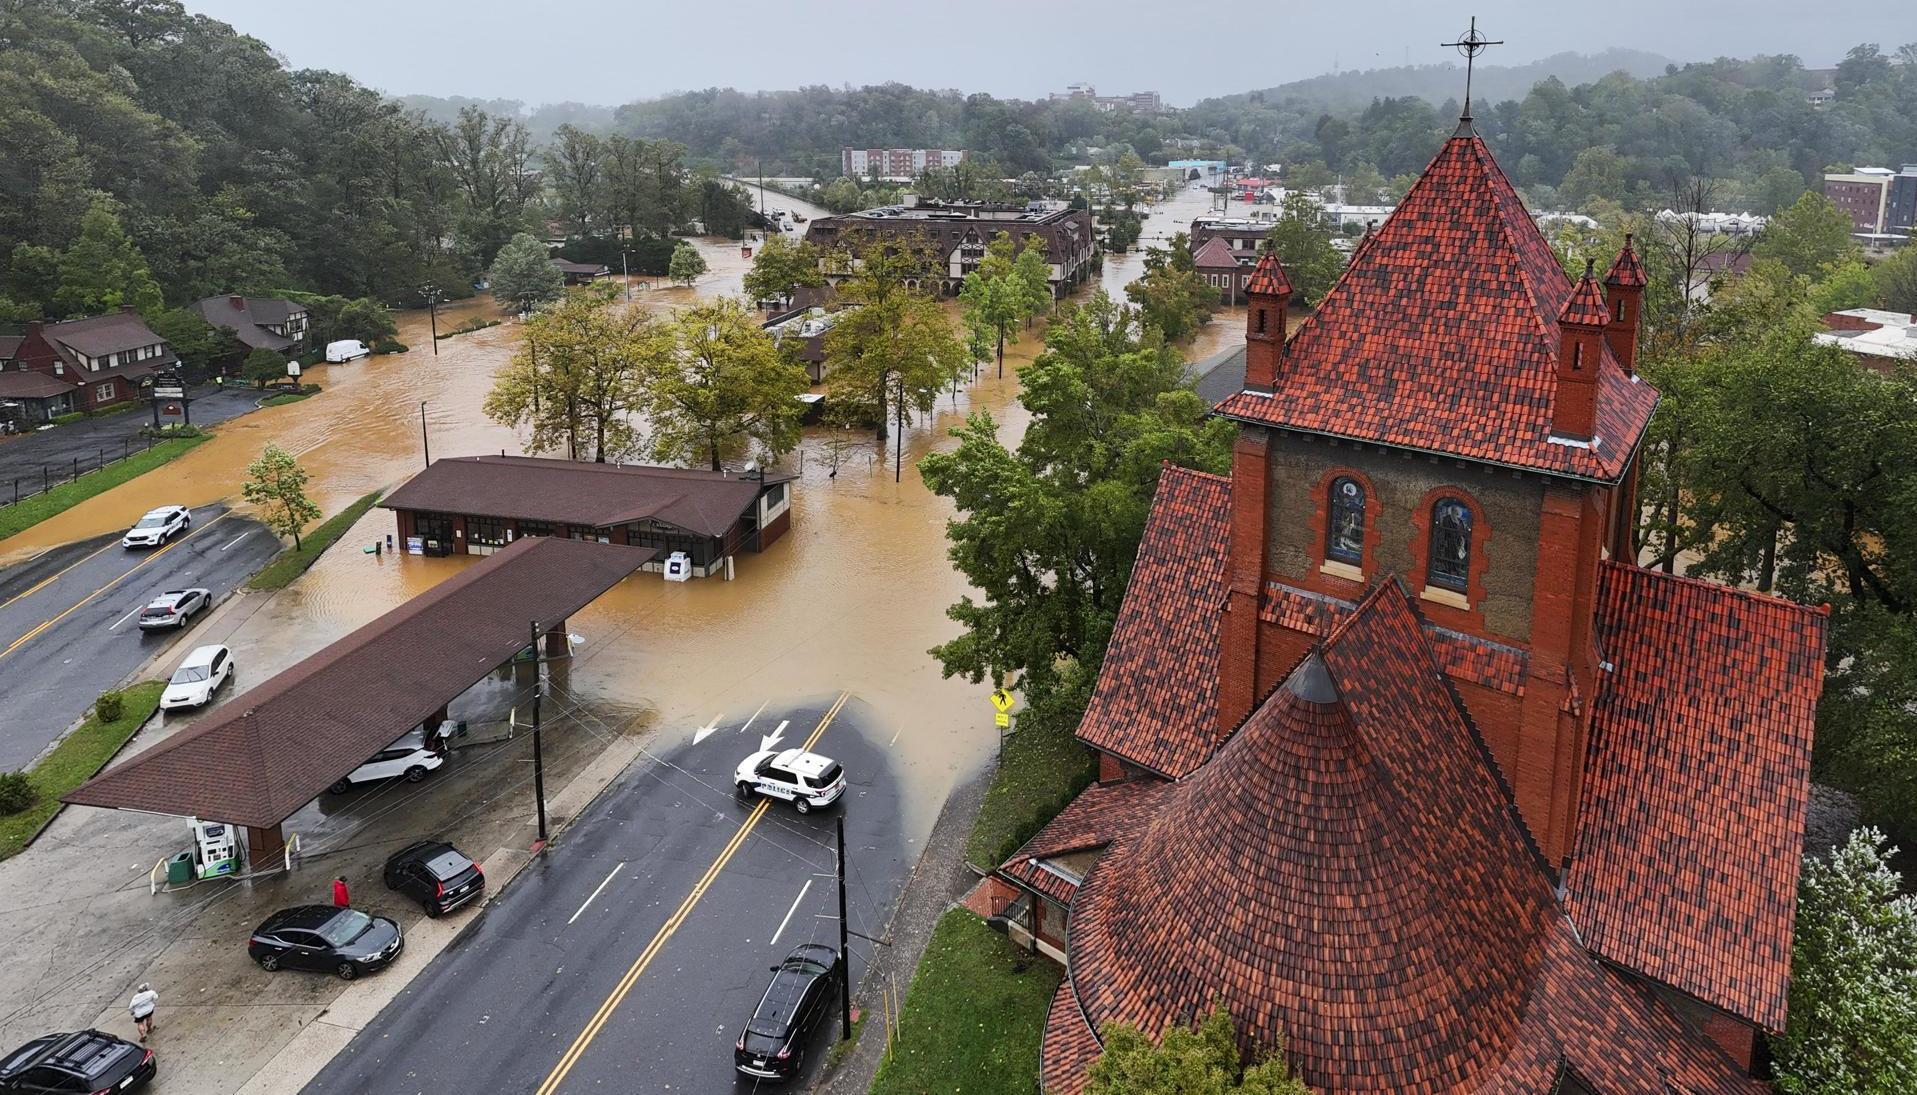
[0,570,653,1095]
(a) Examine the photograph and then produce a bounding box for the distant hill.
[1218,48,1676,110]
[394,95,617,142]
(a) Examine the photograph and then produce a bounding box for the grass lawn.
[964,718,1097,870]
[0,681,166,860]
[260,390,314,406]
[870,910,1062,1095]
[0,434,211,542]
[247,490,381,591]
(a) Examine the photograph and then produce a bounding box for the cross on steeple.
[1441,17,1503,127]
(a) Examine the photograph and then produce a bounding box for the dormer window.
[1326,477,1365,566]
[1428,498,1473,593]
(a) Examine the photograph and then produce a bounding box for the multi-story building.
[980,115,1827,1093]
[1049,85,1164,112]
[1887,164,1917,235]
[1825,167,1898,233]
[803,197,1095,299]
[0,307,176,420]
[839,148,966,181]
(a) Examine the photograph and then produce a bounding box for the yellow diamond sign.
[990,689,1015,713]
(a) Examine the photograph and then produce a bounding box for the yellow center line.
[0,536,128,614]
[0,513,233,662]
[534,690,852,1095]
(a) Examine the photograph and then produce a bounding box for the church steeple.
[1441,17,1503,131]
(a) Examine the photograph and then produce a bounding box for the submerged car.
[160,644,233,711]
[0,1029,155,1095]
[734,943,840,1081]
[138,587,210,631]
[734,749,846,814]
[382,840,484,917]
[327,726,445,794]
[248,906,403,980]
[121,506,189,548]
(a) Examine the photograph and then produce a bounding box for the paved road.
[304,694,910,1095]
[0,503,279,768]
[0,385,264,490]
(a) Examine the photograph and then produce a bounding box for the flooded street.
[0,183,1244,841]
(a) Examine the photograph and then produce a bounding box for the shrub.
[94,690,124,723]
[0,772,33,816]
[371,337,407,355]
[50,411,85,426]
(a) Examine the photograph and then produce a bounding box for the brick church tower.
[1212,128,1658,867]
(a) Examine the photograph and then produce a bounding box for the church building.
[983,116,1828,1094]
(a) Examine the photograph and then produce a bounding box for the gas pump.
[663,551,692,582]
[190,818,240,879]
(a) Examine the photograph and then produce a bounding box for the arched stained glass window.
[1326,477,1366,566]
[1429,498,1473,593]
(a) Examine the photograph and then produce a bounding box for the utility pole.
[422,284,441,356]
[419,401,430,468]
[530,619,549,844]
[894,375,904,484]
[621,251,632,303]
[837,815,852,1041]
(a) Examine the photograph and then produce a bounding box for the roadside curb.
[814,757,996,1095]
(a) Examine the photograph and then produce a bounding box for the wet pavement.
[0,385,266,491]
[0,503,276,769]
[304,695,908,1095]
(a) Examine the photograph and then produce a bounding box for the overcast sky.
[187,0,1908,107]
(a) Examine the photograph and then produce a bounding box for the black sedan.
[0,1029,155,1094]
[248,906,403,980]
[383,840,485,917]
[735,943,840,1081]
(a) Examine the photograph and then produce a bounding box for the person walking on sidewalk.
[332,875,350,907]
[128,984,157,1043]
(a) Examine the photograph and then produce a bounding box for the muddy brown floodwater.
[0,186,1246,840]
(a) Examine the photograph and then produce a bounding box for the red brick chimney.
[230,295,247,310]
[1242,251,1293,393]
[1553,261,1608,442]
[1602,234,1647,376]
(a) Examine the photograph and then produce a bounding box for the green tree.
[1754,192,1861,280]
[1872,246,1917,315]
[146,308,224,380]
[1808,259,1879,316]
[1752,165,1809,216]
[921,292,1233,737]
[741,235,825,306]
[1770,828,1917,1094]
[1262,193,1345,307]
[240,346,289,389]
[242,443,322,550]
[55,199,163,318]
[1012,234,1055,322]
[1088,1005,1312,1095]
[488,232,564,314]
[433,105,537,268]
[822,229,965,443]
[959,232,1026,377]
[483,288,670,463]
[667,240,707,285]
[642,298,809,471]
[1125,231,1218,342]
[1558,144,1629,207]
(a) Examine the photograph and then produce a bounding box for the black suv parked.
[382,840,485,917]
[0,1030,155,1094]
[734,943,841,1081]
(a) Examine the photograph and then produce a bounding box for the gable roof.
[1188,235,1240,270]
[1054,582,1766,1095]
[65,537,652,828]
[44,311,169,359]
[996,778,1165,904]
[380,455,787,539]
[1566,563,1826,1032]
[190,296,302,351]
[1075,466,1229,778]
[1212,133,1657,483]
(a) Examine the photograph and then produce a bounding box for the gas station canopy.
[65,536,653,829]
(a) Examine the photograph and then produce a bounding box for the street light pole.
[419,401,430,469]
[530,620,549,844]
[837,815,852,1041]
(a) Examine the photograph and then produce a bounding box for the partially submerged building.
[803,198,1095,299]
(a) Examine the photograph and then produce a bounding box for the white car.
[734,749,846,814]
[122,505,190,548]
[161,644,234,711]
[328,727,445,794]
[138,587,211,631]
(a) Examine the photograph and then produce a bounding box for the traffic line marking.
[736,698,770,736]
[218,531,250,551]
[567,862,625,926]
[106,604,142,632]
[0,514,231,662]
[533,690,850,1095]
[0,536,127,613]
[768,879,812,948]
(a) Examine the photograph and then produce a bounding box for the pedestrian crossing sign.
[990,689,1014,712]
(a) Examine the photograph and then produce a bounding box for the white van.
[324,339,371,363]
[327,727,444,794]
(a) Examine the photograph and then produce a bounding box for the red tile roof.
[1054,581,1766,1094]
[1076,466,1229,778]
[1261,581,1529,696]
[1559,266,1611,328]
[1244,250,1292,296]
[1040,981,1101,1095]
[1566,562,1827,1032]
[1212,133,1656,483]
[1605,236,1649,289]
[997,779,1166,903]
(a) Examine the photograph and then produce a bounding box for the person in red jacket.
[332,876,350,907]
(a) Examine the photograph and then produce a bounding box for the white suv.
[735,749,846,814]
[327,728,445,794]
[122,505,190,548]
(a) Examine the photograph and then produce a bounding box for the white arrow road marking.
[692,714,724,744]
[769,880,812,947]
[568,862,625,925]
[760,720,789,754]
